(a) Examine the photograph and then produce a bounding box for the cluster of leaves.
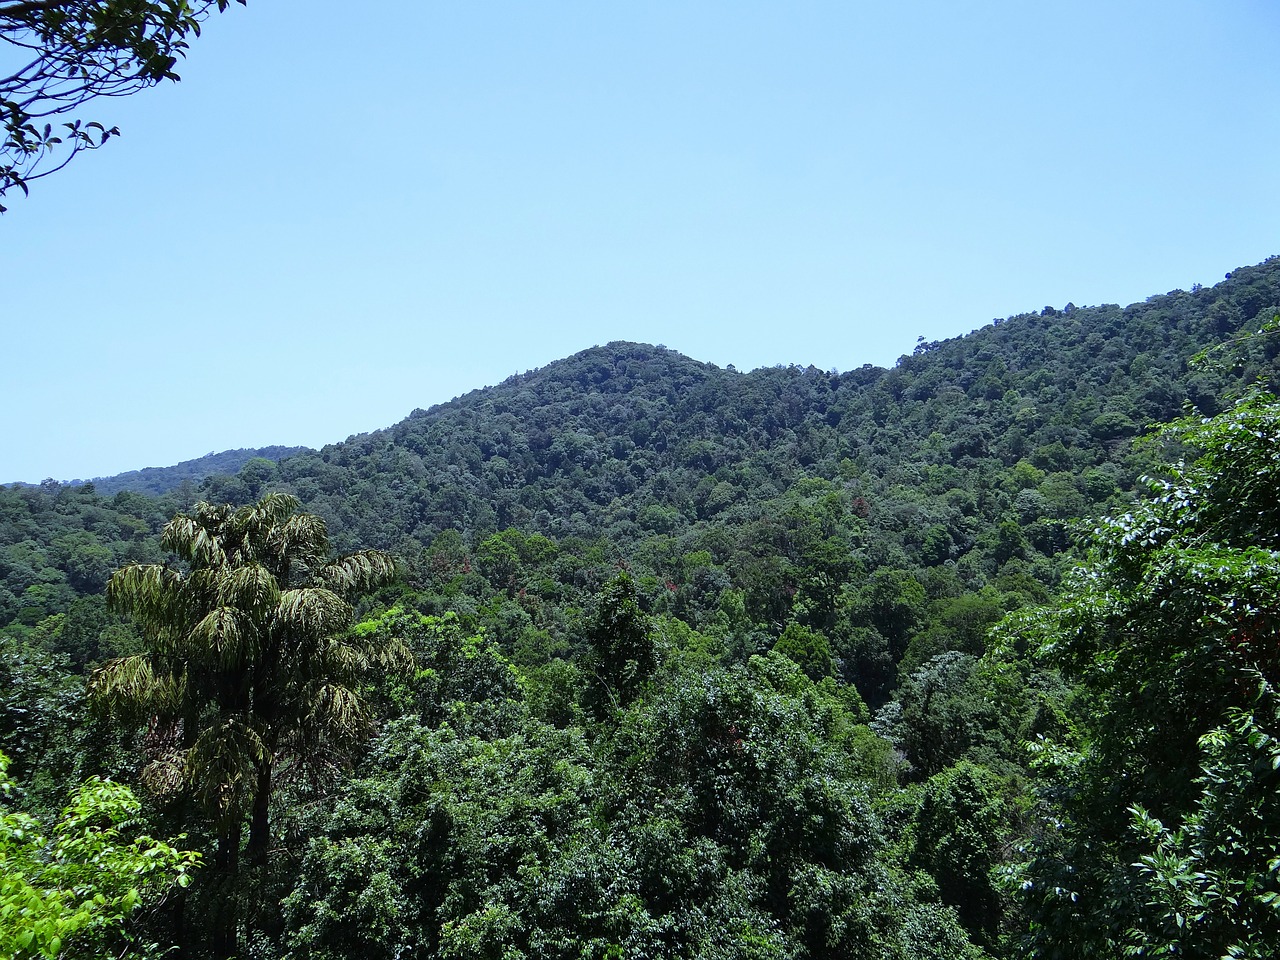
[0,749,197,959]
[0,0,245,209]
[1007,385,1280,958]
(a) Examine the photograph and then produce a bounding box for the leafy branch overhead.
[0,0,244,211]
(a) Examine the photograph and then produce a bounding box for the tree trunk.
[248,761,271,869]
[170,884,187,959]
[212,822,241,960]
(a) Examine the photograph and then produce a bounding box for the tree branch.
[0,0,78,20]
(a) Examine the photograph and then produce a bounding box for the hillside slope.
[223,258,1280,559]
[4,257,1279,684]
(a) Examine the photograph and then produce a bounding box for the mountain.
[3,446,313,495]
[222,257,1279,557]
[4,256,1279,681]
[5,256,1280,959]
[84,445,313,496]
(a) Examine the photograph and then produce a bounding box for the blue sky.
[3,0,1279,483]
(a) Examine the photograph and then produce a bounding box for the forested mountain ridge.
[236,256,1279,556]
[87,444,312,495]
[3,445,312,494]
[5,256,1280,960]
[190,257,1280,654]
[4,257,1279,673]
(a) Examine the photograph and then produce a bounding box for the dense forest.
[4,257,1280,959]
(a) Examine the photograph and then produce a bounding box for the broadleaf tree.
[0,749,198,960]
[1007,386,1280,958]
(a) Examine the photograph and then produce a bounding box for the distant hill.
[57,446,311,496]
[4,256,1279,684]
[216,257,1280,563]
[5,256,1280,960]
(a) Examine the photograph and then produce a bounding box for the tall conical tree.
[90,493,403,958]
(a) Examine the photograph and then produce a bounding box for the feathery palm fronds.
[92,493,401,951]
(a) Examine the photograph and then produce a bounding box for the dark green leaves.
[1011,388,1280,957]
[1,0,246,206]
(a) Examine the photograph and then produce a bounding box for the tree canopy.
[1009,384,1280,958]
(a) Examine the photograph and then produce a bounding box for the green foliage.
[772,622,835,681]
[582,572,656,714]
[356,607,525,737]
[0,636,82,788]
[0,750,198,959]
[888,652,986,780]
[840,568,927,704]
[0,483,171,656]
[906,761,1012,945]
[283,716,612,960]
[281,626,980,959]
[900,588,1006,674]
[1123,699,1280,958]
[0,0,247,209]
[1009,387,1280,957]
[599,651,974,957]
[89,494,398,956]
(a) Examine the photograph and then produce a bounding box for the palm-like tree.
[90,493,403,956]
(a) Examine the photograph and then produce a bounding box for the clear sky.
[3,0,1279,483]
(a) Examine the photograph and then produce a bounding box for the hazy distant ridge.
[4,446,313,496]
